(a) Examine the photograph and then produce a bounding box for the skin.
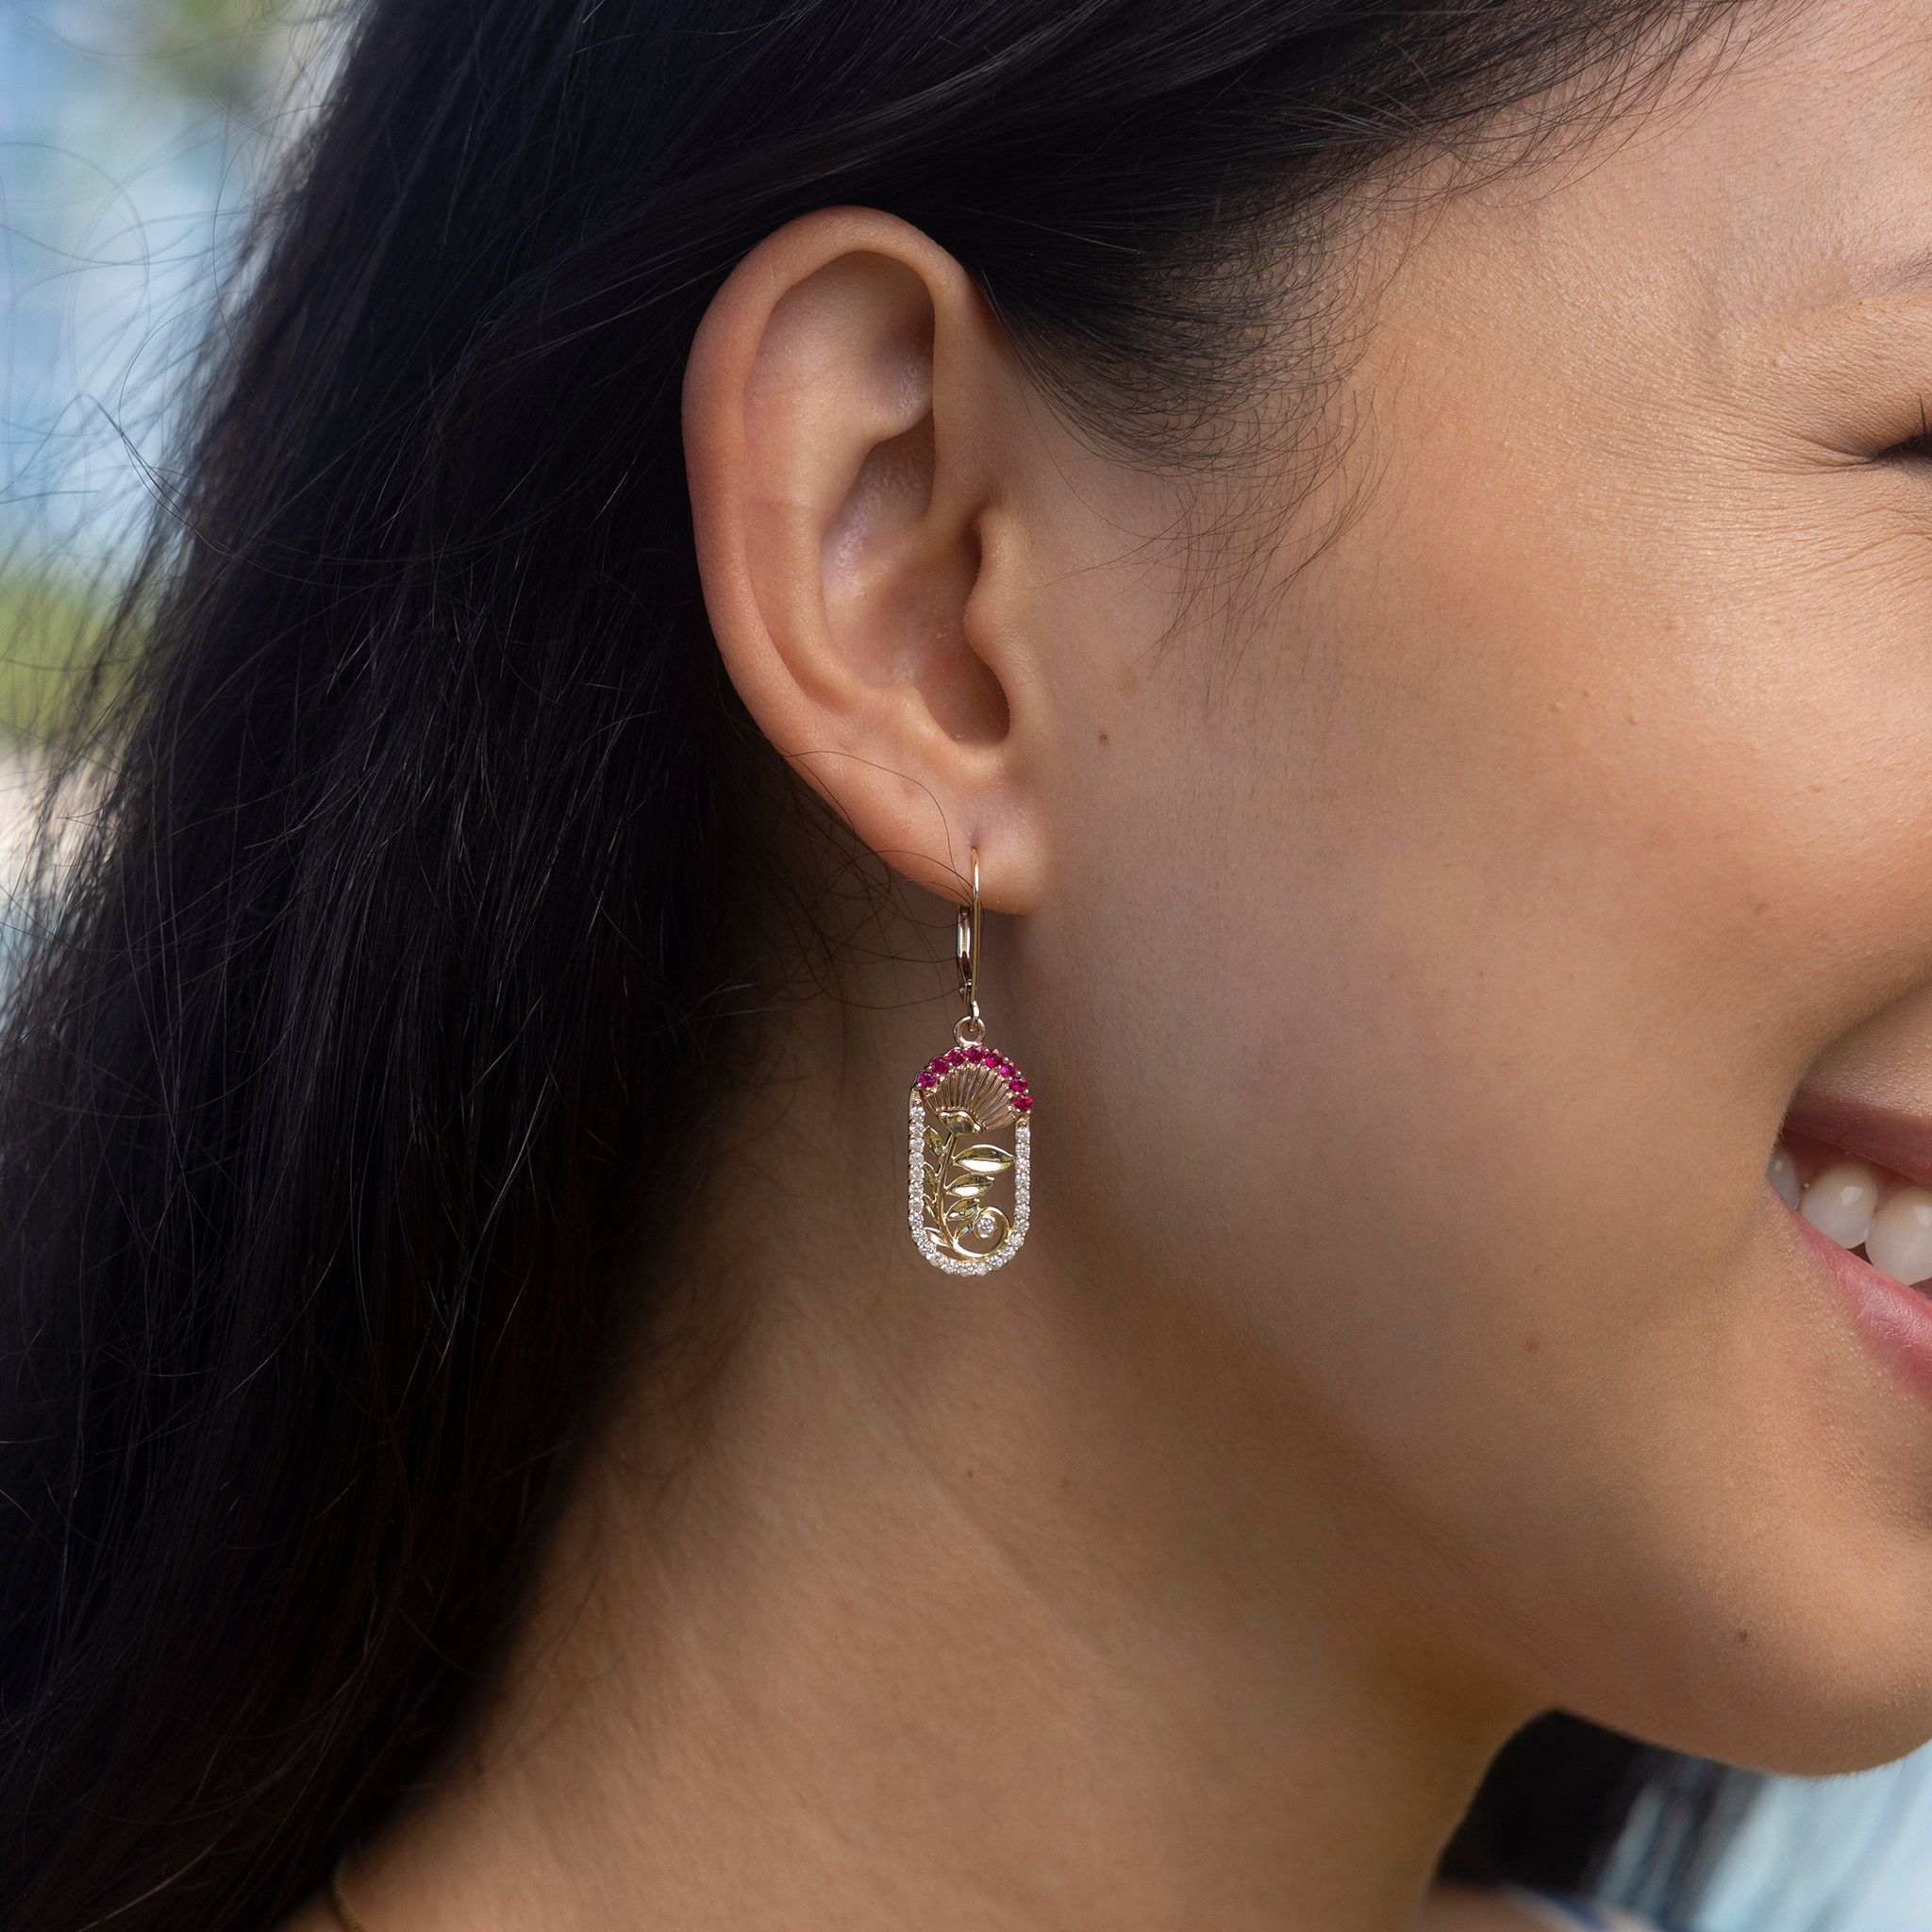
[288,5,1932,1929]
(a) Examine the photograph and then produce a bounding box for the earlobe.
[683,208,1043,909]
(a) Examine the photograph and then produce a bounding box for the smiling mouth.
[1774,1092,1932,1291]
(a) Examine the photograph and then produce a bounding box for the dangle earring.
[908,850,1033,1274]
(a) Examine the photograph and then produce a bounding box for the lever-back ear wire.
[908,846,1033,1274]
[956,848,983,1041]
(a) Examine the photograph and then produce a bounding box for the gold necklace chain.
[328,1856,371,1932]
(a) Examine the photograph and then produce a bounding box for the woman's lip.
[1783,1088,1932,1193]
[1789,1205,1932,1406]
[1781,1087,1932,1403]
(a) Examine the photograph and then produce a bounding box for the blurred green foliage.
[139,0,289,108]
[0,569,121,748]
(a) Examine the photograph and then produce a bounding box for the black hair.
[2,3,1755,1925]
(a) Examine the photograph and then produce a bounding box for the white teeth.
[1801,1159,1881,1249]
[1780,1142,1932,1284]
[1869,1184,1932,1287]
[1768,1143,1802,1209]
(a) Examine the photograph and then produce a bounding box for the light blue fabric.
[1501,1884,1666,1932]
[1695,1748,1932,1932]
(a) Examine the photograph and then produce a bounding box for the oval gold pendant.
[908,1042,1033,1274]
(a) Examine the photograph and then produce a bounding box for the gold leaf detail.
[954,1145,1012,1176]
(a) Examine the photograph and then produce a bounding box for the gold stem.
[941,1127,965,1257]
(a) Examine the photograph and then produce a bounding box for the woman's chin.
[1598,1551,1932,1779]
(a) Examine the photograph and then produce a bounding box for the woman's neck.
[328,989,1529,1932]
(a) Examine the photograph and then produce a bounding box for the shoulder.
[1419,1883,1666,1932]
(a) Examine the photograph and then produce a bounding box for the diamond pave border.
[908,1091,1032,1274]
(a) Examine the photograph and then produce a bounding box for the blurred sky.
[1,0,307,566]
[7,4,1932,1925]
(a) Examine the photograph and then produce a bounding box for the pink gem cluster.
[918,1043,1033,1113]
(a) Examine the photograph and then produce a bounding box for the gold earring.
[908,849,1033,1274]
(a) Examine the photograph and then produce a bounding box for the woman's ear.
[683,208,1045,909]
